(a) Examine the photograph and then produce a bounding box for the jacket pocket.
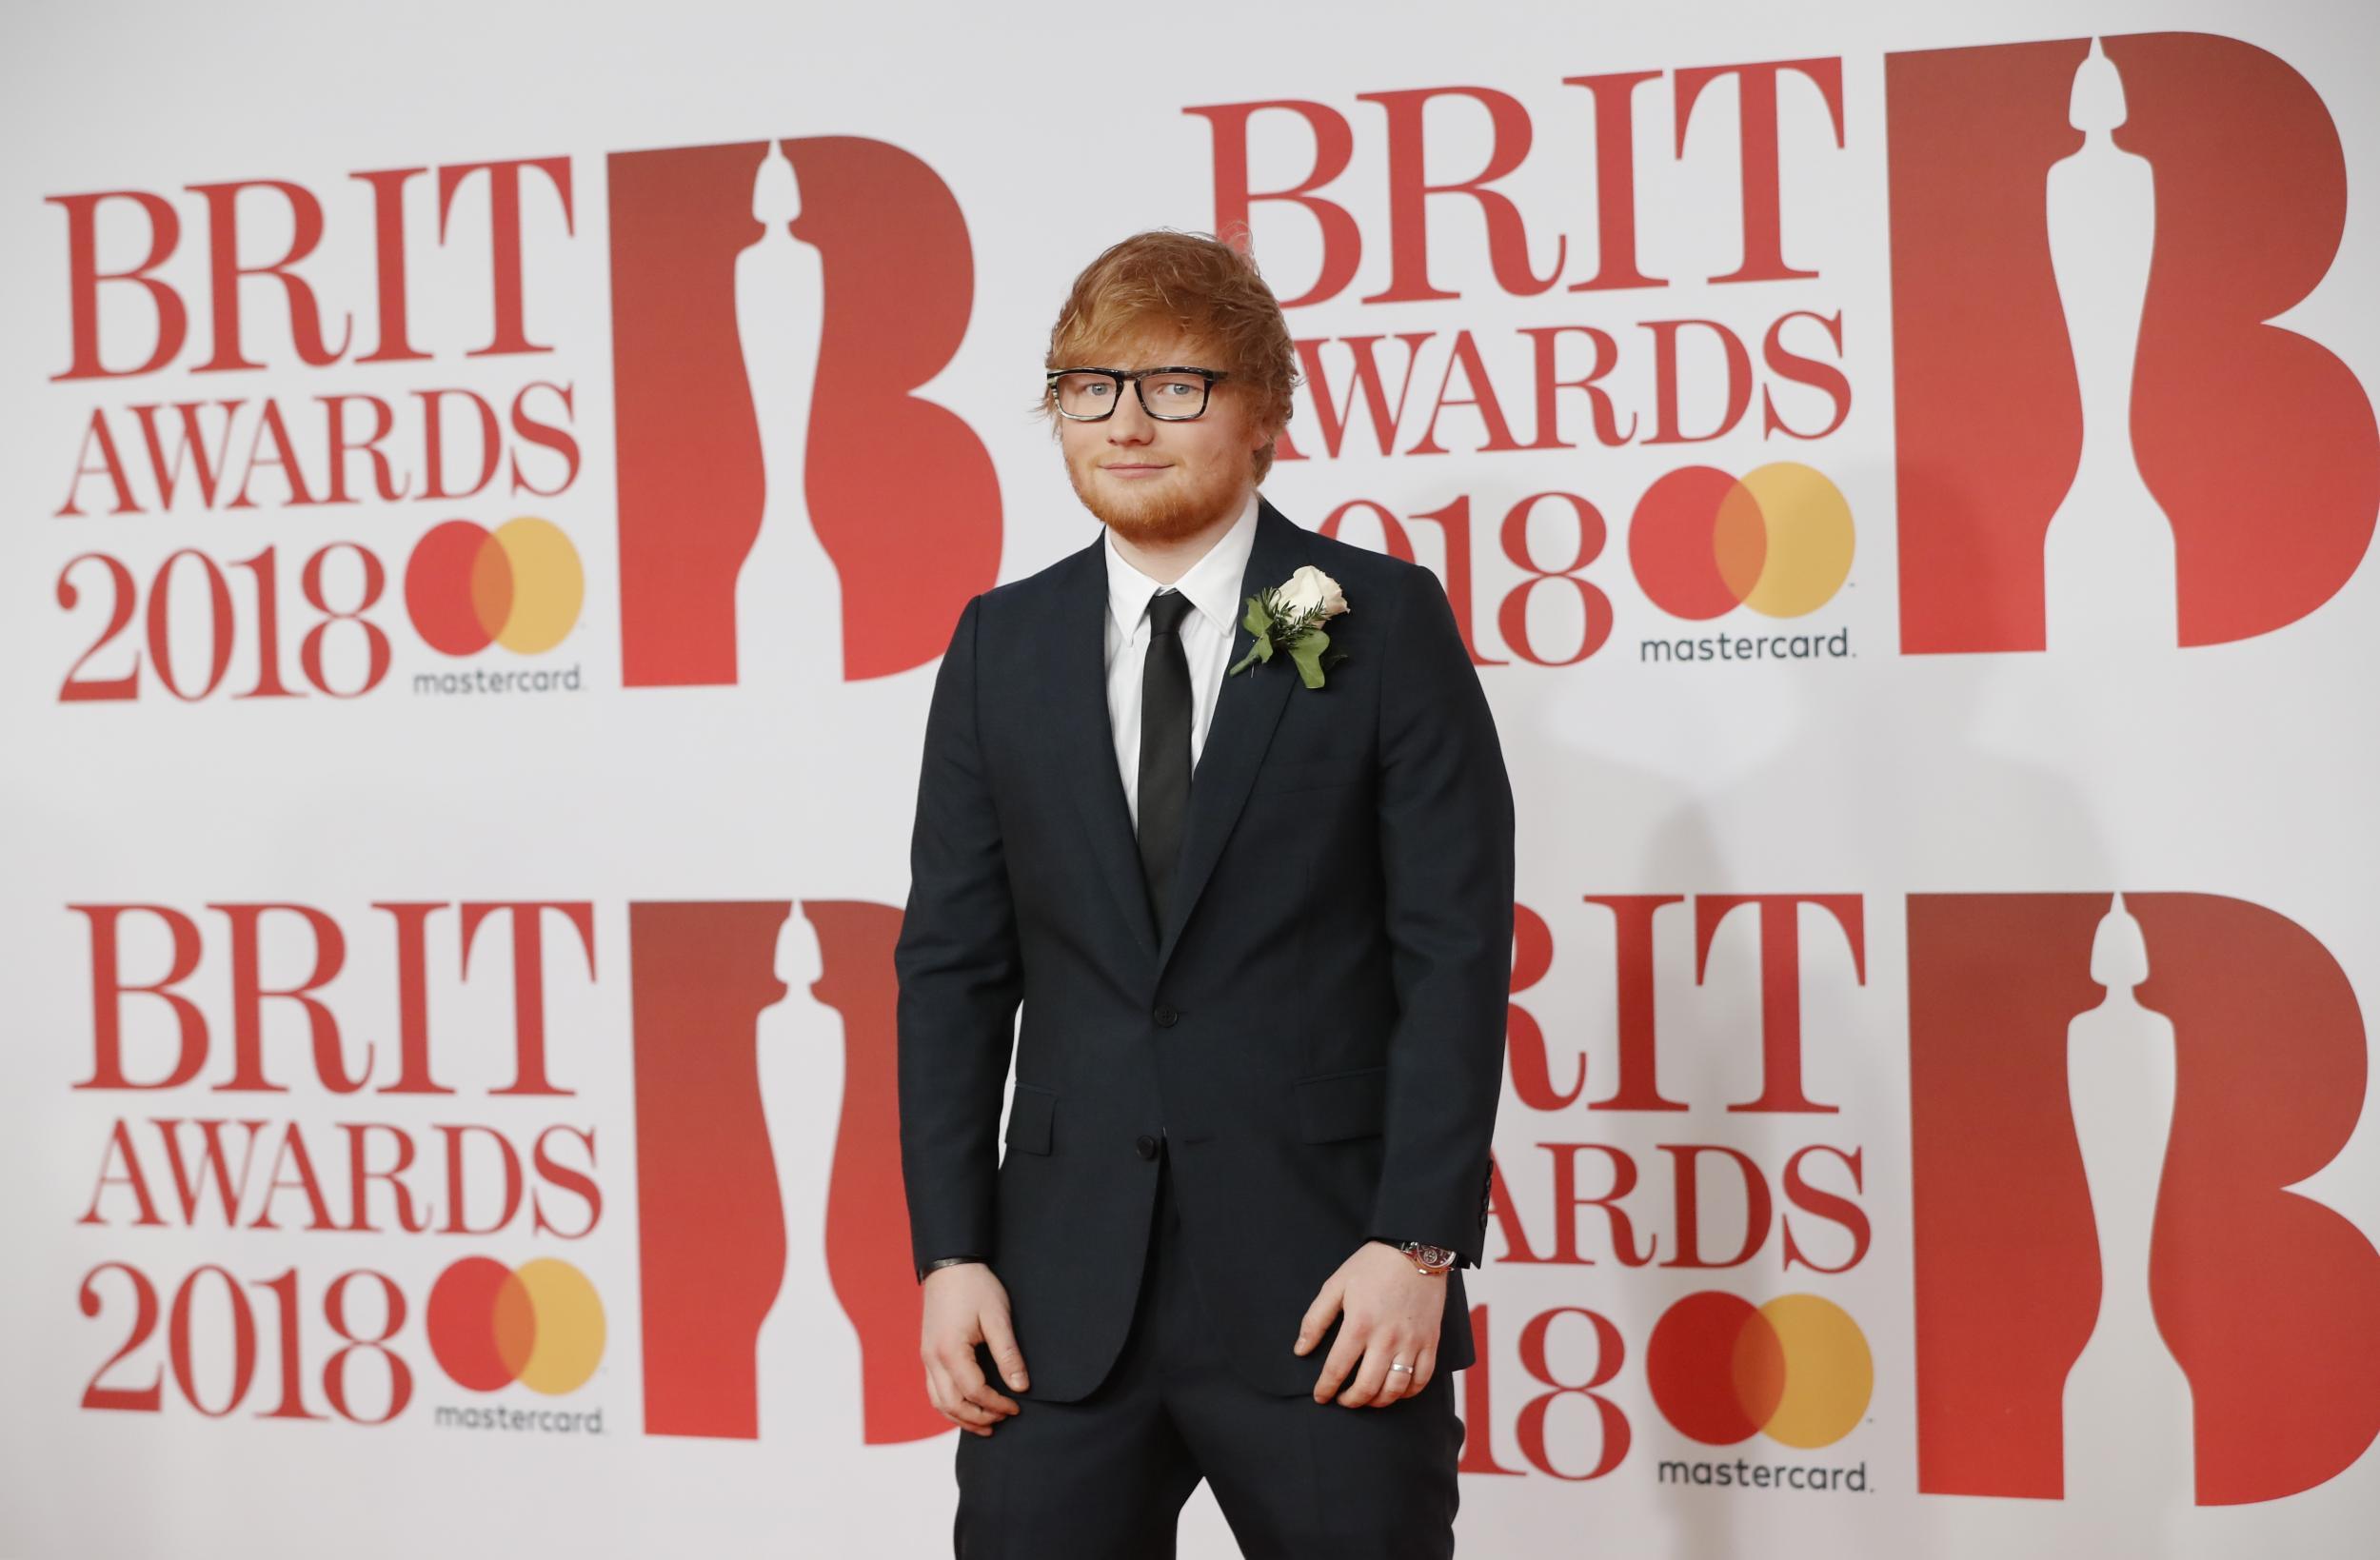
[1004,1083,1056,1155]
[1293,1064,1388,1142]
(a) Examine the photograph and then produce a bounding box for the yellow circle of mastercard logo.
[405,517,584,656]
[1647,1291,1873,1448]
[1630,463,1855,621]
[426,1256,605,1395]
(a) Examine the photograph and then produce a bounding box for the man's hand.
[1292,1240,1447,1408]
[919,1262,1030,1436]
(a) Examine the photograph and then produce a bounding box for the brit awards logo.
[625,898,934,1445]
[606,138,1002,689]
[1886,33,2379,653]
[1907,892,2380,1505]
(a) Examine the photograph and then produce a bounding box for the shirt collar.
[1104,487,1260,644]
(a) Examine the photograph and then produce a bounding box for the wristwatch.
[1390,1240,1458,1275]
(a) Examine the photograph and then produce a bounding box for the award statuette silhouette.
[2060,893,2194,1546]
[2041,40,2181,654]
[754,910,863,1444]
[732,144,844,689]
[633,900,941,1444]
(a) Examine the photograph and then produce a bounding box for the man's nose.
[1106,387,1158,443]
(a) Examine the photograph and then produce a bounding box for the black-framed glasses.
[1045,365,1229,422]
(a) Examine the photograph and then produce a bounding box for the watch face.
[1411,1243,1457,1270]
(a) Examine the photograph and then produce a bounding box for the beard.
[1066,454,1246,546]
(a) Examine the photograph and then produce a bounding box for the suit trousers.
[953,1135,1463,1557]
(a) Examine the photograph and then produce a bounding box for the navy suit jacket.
[894,495,1516,1401]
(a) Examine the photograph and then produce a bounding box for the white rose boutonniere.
[1228,563,1350,690]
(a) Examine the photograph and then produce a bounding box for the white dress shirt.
[1102,488,1260,834]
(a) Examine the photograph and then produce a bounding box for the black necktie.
[1138,587,1196,938]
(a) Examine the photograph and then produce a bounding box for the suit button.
[1154,1005,1179,1027]
[1135,1135,1160,1159]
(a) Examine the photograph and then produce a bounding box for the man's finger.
[981,1307,1032,1392]
[1374,1340,1433,1408]
[1370,1338,1416,1406]
[929,1347,981,1409]
[943,1402,996,1437]
[1377,1345,1435,1406]
[1311,1320,1367,1403]
[925,1357,995,1428]
[946,1343,1018,1417]
[962,1377,1020,1417]
[1293,1276,1345,1357]
[959,1332,1021,1415]
[962,1384,1020,1416]
[1336,1336,1396,1408]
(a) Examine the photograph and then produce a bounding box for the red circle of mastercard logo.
[406,518,584,656]
[1629,463,1854,621]
[426,1256,605,1394]
[1646,1292,1872,1449]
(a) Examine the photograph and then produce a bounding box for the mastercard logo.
[406,517,585,656]
[426,1256,605,1395]
[1630,463,1854,621]
[1647,1292,1872,1449]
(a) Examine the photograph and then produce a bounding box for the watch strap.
[917,1254,987,1283]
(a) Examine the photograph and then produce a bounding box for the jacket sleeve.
[894,591,1023,1274]
[1366,563,1516,1269]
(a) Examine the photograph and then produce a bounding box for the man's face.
[1057,330,1272,546]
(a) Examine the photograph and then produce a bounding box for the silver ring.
[1388,1361,1414,1374]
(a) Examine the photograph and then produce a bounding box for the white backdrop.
[5,1,2377,1555]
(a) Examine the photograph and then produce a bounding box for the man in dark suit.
[895,229,1515,1557]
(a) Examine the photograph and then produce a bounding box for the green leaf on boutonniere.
[1228,594,1272,676]
[1287,628,1329,688]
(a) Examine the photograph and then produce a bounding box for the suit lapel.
[1156,498,1305,976]
[1049,531,1159,957]
[1047,498,1310,976]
